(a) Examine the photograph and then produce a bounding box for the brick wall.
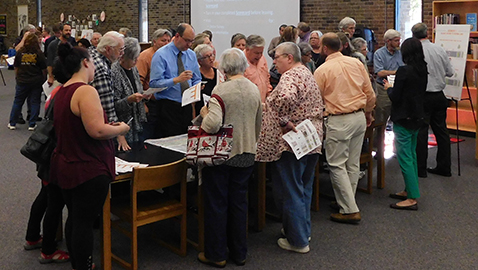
[1,0,434,50]
[1,0,37,49]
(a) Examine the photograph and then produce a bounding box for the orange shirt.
[314,52,375,115]
[244,55,272,103]
[136,47,155,90]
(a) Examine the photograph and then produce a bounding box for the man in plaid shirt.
[90,31,125,122]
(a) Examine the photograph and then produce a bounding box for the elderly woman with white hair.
[338,17,356,38]
[194,44,221,109]
[256,42,324,254]
[198,48,262,267]
[111,37,148,151]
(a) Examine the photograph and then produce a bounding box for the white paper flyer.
[181,83,202,106]
[282,119,321,160]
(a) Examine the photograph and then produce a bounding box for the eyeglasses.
[181,36,194,44]
[200,54,215,60]
[274,53,289,60]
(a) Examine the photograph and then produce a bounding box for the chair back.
[132,158,187,193]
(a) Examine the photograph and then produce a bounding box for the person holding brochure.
[256,42,324,254]
[194,44,218,110]
[149,23,201,138]
[198,48,262,267]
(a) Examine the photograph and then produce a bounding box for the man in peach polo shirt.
[314,33,375,225]
[136,28,172,139]
[244,35,272,103]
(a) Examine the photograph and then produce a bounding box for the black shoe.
[17,118,26,124]
[389,193,407,200]
[390,202,418,211]
[427,167,451,177]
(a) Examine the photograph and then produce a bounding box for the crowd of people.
[10,17,454,269]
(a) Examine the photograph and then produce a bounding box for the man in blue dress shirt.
[150,23,201,138]
[373,29,404,126]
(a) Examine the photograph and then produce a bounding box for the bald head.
[321,33,342,55]
[174,23,195,51]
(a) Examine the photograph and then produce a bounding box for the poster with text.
[435,24,471,101]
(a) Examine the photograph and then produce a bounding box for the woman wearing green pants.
[384,37,428,210]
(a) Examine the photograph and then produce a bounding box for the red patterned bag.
[186,94,233,167]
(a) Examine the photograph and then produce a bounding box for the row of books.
[435,13,460,25]
[434,13,477,32]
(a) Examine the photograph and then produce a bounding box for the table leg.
[101,188,112,270]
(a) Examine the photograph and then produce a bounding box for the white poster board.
[435,24,471,101]
[17,5,28,35]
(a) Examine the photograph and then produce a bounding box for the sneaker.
[277,238,310,253]
[28,125,37,131]
[39,249,70,264]
[7,124,16,130]
[281,228,311,241]
[24,237,42,250]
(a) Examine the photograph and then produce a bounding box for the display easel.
[452,74,477,176]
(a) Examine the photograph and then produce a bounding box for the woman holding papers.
[194,44,221,109]
[384,37,427,210]
[198,48,262,267]
[256,42,324,254]
[112,37,148,151]
[50,43,129,270]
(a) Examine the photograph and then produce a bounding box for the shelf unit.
[433,0,478,158]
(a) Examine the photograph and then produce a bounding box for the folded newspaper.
[282,119,322,160]
[115,157,148,175]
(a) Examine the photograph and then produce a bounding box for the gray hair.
[119,27,132,37]
[219,48,248,76]
[351,37,367,52]
[122,37,141,61]
[194,44,214,60]
[384,29,401,41]
[151,28,172,44]
[276,42,301,63]
[298,42,313,56]
[338,17,356,31]
[246,35,265,49]
[311,30,323,38]
[97,31,123,54]
[412,23,428,39]
[23,24,36,33]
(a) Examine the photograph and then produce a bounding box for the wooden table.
[101,142,185,270]
[100,142,268,269]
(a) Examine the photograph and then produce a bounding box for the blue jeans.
[9,82,42,127]
[273,152,319,248]
[202,164,253,262]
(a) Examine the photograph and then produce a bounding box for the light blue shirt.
[149,42,201,103]
[373,45,404,84]
[421,39,454,92]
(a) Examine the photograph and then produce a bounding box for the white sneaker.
[28,125,37,131]
[281,228,311,241]
[277,238,310,253]
[7,124,16,130]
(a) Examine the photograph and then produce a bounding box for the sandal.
[24,236,42,250]
[39,249,70,264]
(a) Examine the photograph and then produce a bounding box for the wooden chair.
[110,158,188,270]
[358,123,375,194]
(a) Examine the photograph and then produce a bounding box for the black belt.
[328,108,364,116]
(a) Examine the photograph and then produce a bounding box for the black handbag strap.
[45,96,56,121]
[210,94,225,124]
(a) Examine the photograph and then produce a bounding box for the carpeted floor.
[1,67,478,270]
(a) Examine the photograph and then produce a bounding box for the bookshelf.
[433,0,478,159]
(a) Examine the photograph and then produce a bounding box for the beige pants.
[325,112,366,214]
[374,82,391,125]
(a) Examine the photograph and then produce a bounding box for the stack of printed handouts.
[115,157,148,175]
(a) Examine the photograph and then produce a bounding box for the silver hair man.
[276,42,301,62]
